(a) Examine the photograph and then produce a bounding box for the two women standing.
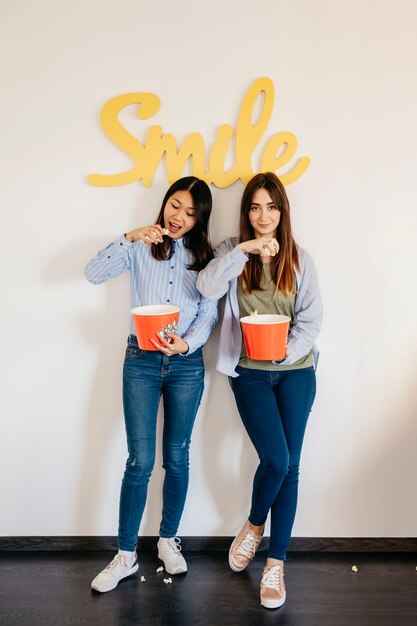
[85,172,322,609]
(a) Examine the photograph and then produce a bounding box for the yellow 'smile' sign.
[87,77,310,188]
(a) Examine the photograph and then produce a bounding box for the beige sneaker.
[228,521,263,572]
[260,563,286,609]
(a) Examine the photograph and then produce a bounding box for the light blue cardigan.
[197,237,323,377]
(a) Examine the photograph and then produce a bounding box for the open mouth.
[167,221,182,234]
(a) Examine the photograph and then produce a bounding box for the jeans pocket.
[125,346,144,359]
[183,355,204,362]
[182,347,204,362]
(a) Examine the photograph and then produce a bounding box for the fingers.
[150,337,174,355]
[150,332,176,356]
[157,332,173,347]
[150,338,170,354]
[259,238,279,256]
[260,245,272,256]
[150,332,187,356]
[164,330,177,343]
[139,231,161,245]
[242,237,279,256]
[146,224,167,237]
[138,225,168,245]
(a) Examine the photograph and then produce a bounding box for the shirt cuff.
[180,335,197,356]
[232,245,249,264]
[117,234,134,248]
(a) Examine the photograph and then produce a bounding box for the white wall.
[1,0,416,538]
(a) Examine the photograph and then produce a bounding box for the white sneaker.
[157,537,187,574]
[91,552,138,593]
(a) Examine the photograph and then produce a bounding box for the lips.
[168,221,181,234]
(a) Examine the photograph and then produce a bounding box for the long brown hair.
[151,176,214,271]
[239,172,299,295]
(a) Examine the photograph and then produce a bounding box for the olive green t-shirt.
[237,262,314,371]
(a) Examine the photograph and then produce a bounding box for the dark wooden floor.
[0,551,416,625]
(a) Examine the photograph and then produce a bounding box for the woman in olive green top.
[197,172,323,610]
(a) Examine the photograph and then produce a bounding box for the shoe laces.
[236,531,259,559]
[261,565,282,591]
[162,537,182,555]
[106,554,127,570]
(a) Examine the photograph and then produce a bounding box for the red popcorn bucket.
[131,305,180,351]
[240,314,290,360]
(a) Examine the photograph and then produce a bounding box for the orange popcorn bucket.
[131,305,181,351]
[240,314,290,361]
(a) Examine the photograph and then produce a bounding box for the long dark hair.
[151,176,214,271]
[239,172,299,295]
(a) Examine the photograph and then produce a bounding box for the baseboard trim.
[1,536,416,552]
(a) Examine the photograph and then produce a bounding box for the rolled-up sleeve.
[84,235,134,284]
[197,240,248,301]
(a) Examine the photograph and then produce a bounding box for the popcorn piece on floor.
[351,565,358,573]
[163,578,172,584]
[140,576,146,583]
[156,566,164,573]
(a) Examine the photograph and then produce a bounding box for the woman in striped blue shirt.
[85,177,218,593]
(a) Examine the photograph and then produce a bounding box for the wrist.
[179,340,190,356]
[236,244,249,261]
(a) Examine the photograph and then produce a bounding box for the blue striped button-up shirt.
[85,235,218,355]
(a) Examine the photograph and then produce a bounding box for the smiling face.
[163,190,197,239]
[248,187,281,239]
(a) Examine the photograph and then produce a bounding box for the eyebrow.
[251,202,276,206]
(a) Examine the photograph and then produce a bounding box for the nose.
[260,207,270,221]
[172,209,185,224]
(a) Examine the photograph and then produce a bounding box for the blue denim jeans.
[229,365,316,560]
[118,335,205,551]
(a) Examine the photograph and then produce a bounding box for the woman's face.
[163,190,197,239]
[248,187,281,239]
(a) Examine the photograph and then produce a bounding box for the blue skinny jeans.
[118,335,204,551]
[229,365,316,560]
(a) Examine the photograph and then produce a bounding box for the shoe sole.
[260,593,286,609]
[228,535,252,572]
[228,548,248,572]
[157,554,187,575]
[163,565,188,575]
[228,526,263,573]
[91,563,139,593]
